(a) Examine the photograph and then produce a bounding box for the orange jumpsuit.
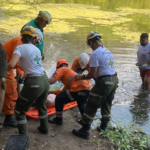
[49,67,90,115]
[49,67,90,92]
[71,55,91,83]
[71,55,90,73]
[3,36,23,115]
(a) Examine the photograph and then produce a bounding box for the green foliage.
[99,122,149,150]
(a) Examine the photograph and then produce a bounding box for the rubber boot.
[3,114,17,128]
[72,124,90,139]
[48,117,62,125]
[97,122,108,132]
[37,126,49,134]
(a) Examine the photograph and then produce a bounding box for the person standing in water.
[72,31,118,139]
[7,26,49,135]
[136,33,150,91]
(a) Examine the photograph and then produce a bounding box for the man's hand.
[18,75,25,84]
[141,63,148,69]
[74,74,83,80]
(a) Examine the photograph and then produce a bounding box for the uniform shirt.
[21,19,44,54]
[137,42,150,70]
[90,46,115,78]
[49,67,90,92]
[14,44,44,76]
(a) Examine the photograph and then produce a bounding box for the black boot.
[48,117,62,125]
[37,126,49,134]
[97,122,108,132]
[72,124,90,139]
[3,114,17,128]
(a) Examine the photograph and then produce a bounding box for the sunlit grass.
[0,1,150,42]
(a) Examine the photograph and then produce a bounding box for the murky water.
[0,0,150,134]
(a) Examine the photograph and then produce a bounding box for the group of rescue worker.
[1,9,149,141]
[0,11,52,135]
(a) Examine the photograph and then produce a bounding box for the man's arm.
[49,68,64,85]
[7,54,20,72]
[74,67,97,80]
[15,64,24,76]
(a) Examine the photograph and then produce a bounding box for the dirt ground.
[0,108,112,150]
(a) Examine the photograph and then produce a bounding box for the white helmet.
[35,28,43,44]
[79,53,90,69]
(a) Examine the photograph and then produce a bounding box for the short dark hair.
[57,63,68,69]
[140,33,148,39]
[0,43,7,78]
[88,36,100,45]
[21,34,35,44]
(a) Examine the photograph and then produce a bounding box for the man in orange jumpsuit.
[3,36,24,127]
[48,59,90,125]
[71,53,90,74]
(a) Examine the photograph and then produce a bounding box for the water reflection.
[43,0,150,11]
[130,90,150,125]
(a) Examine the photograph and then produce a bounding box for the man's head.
[140,33,149,46]
[56,59,69,69]
[36,11,52,29]
[86,31,102,50]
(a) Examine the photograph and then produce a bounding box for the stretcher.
[26,90,77,119]
[26,101,77,119]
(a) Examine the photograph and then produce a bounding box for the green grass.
[99,121,149,150]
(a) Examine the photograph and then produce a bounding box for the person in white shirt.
[7,26,49,135]
[136,33,150,90]
[72,31,118,139]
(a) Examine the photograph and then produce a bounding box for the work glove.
[141,63,148,69]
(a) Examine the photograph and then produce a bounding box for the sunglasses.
[41,18,48,24]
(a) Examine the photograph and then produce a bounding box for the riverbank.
[0,108,112,150]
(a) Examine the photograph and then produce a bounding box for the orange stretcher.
[26,90,77,119]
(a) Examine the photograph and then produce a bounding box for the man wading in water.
[72,31,118,139]
[136,33,150,91]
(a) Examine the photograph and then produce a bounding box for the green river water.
[0,0,150,134]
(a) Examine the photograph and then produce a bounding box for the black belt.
[97,73,117,80]
[26,71,45,78]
